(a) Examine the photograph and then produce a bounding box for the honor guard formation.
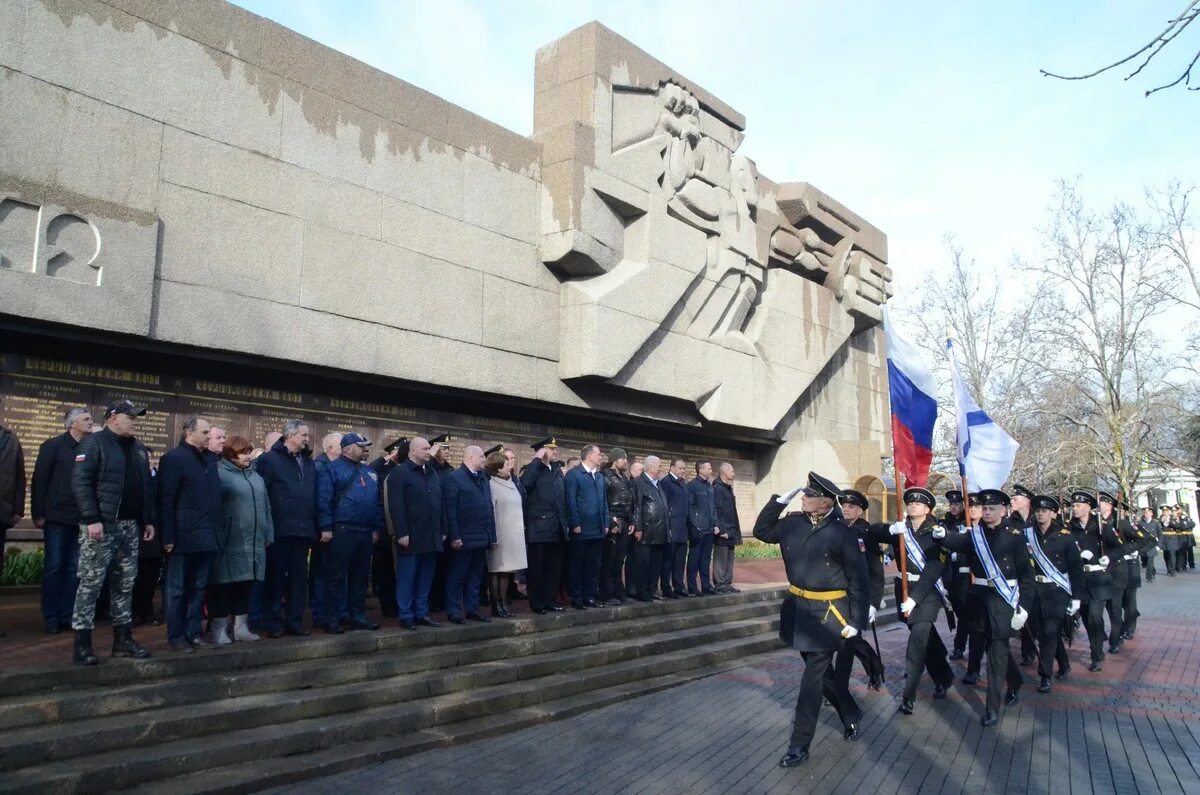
[753,472,1195,769]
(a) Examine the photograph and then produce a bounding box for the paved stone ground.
[277,566,1200,794]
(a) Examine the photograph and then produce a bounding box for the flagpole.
[894,452,909,609]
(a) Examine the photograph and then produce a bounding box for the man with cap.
[1137,506,1162,583]
[424,435,454,611]
[316,432,383,634]
[1068,491,1126,671]
[1008,485,1037,666]
[368,437,408,618]
[1024,495,1083,692]
[1099,492,1146,645]
[933,489,1033,726]
[753,472,869,767]
[941,490,972,661]
[1177,505,1196,571]
[836,489,885,689]
[601,448,636,604]
[865,487,955,716]
[521,436,568,613]
[68,400,155,664]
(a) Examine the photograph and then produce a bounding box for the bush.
[734,540,781,560]
[0,548,44,586]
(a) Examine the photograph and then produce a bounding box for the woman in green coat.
[209,436,274,644]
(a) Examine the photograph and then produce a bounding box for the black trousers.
[526,540,563,611]
[1187,545,1196,569]
[836,633,883,685]
[1029,594,1067,679]
[686,533,713,593]
[1083,598,1107,662]
[208,580,253,618]
[1144,549,1157,581]
[264,537,310,633]
[132,557,162,621]
[429,551,448,611]
[982,623,1023,713]
[600,526,632,601]
[669,541,688,594]
[1105,588,1125,648]
[902,619,954,701]
[1121,585,1139,635]
[567,536,602,602]
[790,650,838,748]
[633,542,666,599]
[372,538,397,615]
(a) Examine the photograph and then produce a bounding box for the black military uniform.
[1107,498,1148,640]
[368,437,408,618]
[1024,495,1083,692]
[1008,485,1038,667]
[1068,491,1127,671]
[834,490,885,690]
[935,488,1034,726]
[520,436,567,613]
[753,472,869,768]
[1095,492,1133,655]
[425,434,455,611]
[865,487,955,716]
[940,491,970,659]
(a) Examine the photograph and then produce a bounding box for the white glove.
[868,605,877,624]
[899,597,916,614]
[841,626,859,639]
[932,526,946,539]
[777,486,804,504]
[879,598,888,610]
[1080,550,1094,561]
[950,552,957,561]
[1010,607,1028,631]
[1068,599,1081,616]
[889,522,906,536]
[1098,555,1110,567]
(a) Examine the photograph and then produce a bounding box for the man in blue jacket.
[157,417,221,652]
[443,445,496,623]
[385,437,445,630]
[661,459,690,598]
[686,461,718,596]
[565,444,610,609]
[317,433,383,634]
[255,420,318,637]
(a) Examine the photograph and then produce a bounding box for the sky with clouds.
[234,0,1196,347]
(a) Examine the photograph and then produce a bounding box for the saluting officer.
[1067,491,1127,671]
[835,489,885,689]
[753,472,869,768]
[933,488,1033,727]
[865,487,955,716]
[1024,495,1083,692]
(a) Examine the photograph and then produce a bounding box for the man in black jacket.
[712,463,742,593]
[661,459,690,598]
[0,412,26,635]
[32,407,93,633]
[601,448,635,605]
[385,437,445,629]
[1024,495,1083,692]
[1070,491,1127,671]
[685,462,718,596]
[69,400,155,665]
[521,436,567,614]
[157,417,222,652]
[256,420,318,637]
[631,455,670,601]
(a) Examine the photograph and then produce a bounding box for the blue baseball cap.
[340,432,372,448]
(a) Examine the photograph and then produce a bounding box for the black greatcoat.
[937,521,1036,640]
[753,499,869,653]
[1025,521,1085,616]
[866,515,949,625]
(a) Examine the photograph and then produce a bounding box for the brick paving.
[276,567,1200,794]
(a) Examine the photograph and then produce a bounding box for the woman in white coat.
[486,451,528,618]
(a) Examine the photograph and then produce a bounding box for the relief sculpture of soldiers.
[0,1,1196,792]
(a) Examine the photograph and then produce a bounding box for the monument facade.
[0,0,892,534]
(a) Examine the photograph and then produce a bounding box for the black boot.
[112,624,152,659]
[73,629,99,666]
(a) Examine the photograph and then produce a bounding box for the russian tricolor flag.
[883,307,937,488]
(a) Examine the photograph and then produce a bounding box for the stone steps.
[0,588,790,793]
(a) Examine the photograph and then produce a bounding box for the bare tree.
[1040,1,1200,96]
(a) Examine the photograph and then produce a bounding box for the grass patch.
[734,540,781,560]
[1,548,44,586]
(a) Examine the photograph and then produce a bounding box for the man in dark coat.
[834,489,885,689]
[1023,495,1083,692]
[753,471,869,768]
[660,459,690,598]
[1095,491,1132,655]
[1137,506,1161,583]
[69,400,155,664]
[934,489,1035,726]
[0,413,26,634]
[385,437,445,630]
[601,448,635,605]
[865,487,955,715]
[939,490,971,660]
[564,444,609,609]
[32,407,92,633]
[255,420,318,637]
[443,445,496,623]
[1069,491,1127,671]
[157,416,222,652]
[367,437,408,618]
[316,433,384,634]
[630,455,671,602]
[712,463,742,593]
[685,462,718,596]
[1008,484,1038,667]
[521,436,567,614]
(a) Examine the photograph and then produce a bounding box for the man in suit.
[686,462,718,596]
[443,445,496,623]
[564,444,609,608]
[521,436,568,614]
[631,455,670,601]
[660,459,690,598]
[712,463,742,593]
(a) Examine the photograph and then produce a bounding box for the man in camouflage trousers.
[70,400,156,665]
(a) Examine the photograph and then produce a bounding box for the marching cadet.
[941,490,971,661]
[1069,491,1126,671]
[865,487,955,716]
[933,489,1033,727]
[753,472,869,768]
[1023,495,1083,692]
[1096,492,1131,655]
[1161,506,1182,576]
[960,492,994,685]
[1177,505,1196,571]
[1008,485,1037,667]
[836,489,885,690]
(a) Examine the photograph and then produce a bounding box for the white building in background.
[1135,467,1200,525]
